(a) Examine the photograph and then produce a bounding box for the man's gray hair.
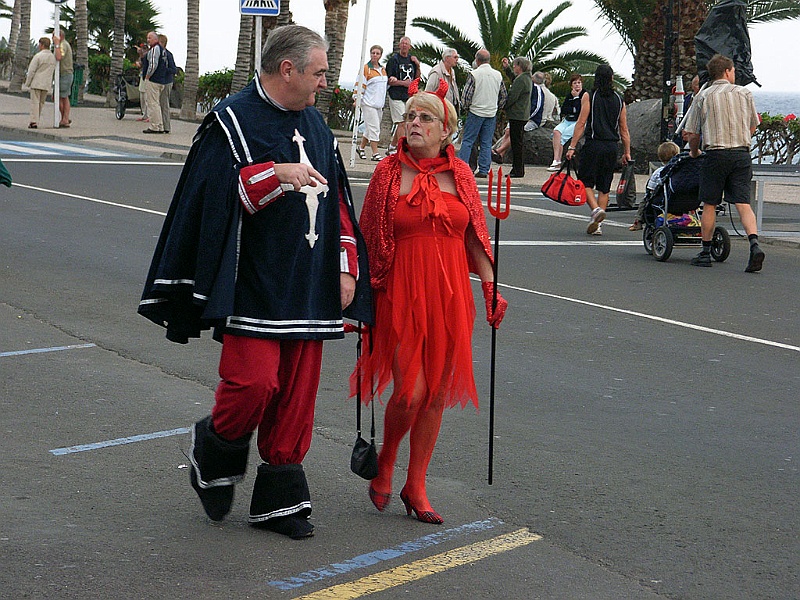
[261,25,329,75]
[513,57,531,73]
[532,71,545,84]
[442,47,458,60]
[475,49,490,65]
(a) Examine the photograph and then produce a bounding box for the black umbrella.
[694,0,759,87]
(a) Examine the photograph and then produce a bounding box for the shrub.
[327,85,355,131]
[196,69,233,113]
[753,113,799,165]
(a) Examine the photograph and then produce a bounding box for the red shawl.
[359,139,494,291]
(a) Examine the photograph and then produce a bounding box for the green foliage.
[753,113,799,165]
[411,0,628,98]
[327,86,356,131]
[87,53,135,95]
[58,0,161,57]
[196,69,233,113]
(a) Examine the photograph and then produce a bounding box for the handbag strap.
[355,323,376,443]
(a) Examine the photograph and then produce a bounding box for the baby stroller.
[113,73,142,120]
[641,152,731,262]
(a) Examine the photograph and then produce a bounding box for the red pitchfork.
[486,167,510,485]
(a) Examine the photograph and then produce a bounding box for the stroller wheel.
[652,226,674,262]
[642,225,655,255]
[115,99,126,120]
[710,226,731,262]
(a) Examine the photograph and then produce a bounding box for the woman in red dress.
[353,80,508,524]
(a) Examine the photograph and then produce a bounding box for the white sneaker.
[591,224,603,236]
[547,161,561,171]
[385,145,397,156]
[586,207,606,234]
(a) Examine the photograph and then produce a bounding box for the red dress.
[360,190,479,409]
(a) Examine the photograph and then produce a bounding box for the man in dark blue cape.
[139,25,371,539]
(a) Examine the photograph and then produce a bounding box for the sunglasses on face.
[404,111,439,124]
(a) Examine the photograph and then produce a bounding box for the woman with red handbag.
[565,64,631,236]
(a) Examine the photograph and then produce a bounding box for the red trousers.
[211,334,323,465]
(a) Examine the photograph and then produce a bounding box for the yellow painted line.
[296,528,541,599]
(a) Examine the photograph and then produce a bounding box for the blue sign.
[240,0,280,16]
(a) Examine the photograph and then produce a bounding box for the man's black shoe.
[474,172,488,178]
[690,252,712,267]
[143,129,165,134]
[745,246,765,272]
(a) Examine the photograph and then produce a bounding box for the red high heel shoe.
[399,488,443,524]
[369,483,391,512]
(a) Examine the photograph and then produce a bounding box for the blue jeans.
[458,112,496,175]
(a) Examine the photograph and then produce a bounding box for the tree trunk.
[231,14,253,93]
[631,0,707,101]
[75,0,88,102]
[9,0,30,93]
[393,0,408,53]
[107,0,126,106]
[181,0,200,119]
[317,0,349,122]
[8,0,21,66]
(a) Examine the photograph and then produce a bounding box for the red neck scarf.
[397,140,456,222]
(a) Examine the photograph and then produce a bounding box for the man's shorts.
[698,148,752,206]
[388,98,406,125]
[577,139,618,194]
[59,72,74,98]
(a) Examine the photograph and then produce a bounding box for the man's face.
[147,32,158,47]
[445,53,459,69]
[288,47,328,110]
[398,38,411,56]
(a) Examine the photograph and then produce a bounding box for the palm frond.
[743,0,800,23]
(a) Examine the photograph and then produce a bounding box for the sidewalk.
[2,85,797,248]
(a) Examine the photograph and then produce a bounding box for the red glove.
[481,281,508,329]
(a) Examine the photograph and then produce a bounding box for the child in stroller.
[640,150,731,262]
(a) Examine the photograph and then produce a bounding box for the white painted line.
[483,278,800,353]
[0,343,96,358]
[12,183,167,216]
[501,240,641,246]
[50,427,190,455]
[0,142,52,155]
[2,158,183,165]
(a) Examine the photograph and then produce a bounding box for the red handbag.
[541,159,586,206]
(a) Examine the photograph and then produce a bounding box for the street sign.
[240,0,280,16]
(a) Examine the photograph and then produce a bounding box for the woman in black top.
[566,64,631,236]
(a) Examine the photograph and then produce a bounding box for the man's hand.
[273,163,328,192]
[340,273,356,310]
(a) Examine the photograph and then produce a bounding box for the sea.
[750,90,798,116]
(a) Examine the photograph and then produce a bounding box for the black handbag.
[350,323,378,480]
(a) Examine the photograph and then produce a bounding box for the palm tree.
[107,0,125,106]
[8,0,30,93]
[0,0,11,20]
[317,0,350,122]
[8,0,21,55]
[412,0,622,91]
[231,14,253,93]
[59,0,160,56]
[181,0,199,120]
[75,0,88,101]
[393,0,408,52]
[591,0,800,99]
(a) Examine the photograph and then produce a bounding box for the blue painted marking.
[50,427,190,456]
[268,518,504,590]
[0,343,96,357]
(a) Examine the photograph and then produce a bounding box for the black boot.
[189,416,252,521]
[249,463,314,539]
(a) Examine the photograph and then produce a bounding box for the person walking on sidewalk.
[52,31,73,128]
[457,49,506,178]
[565,64,631,236]
[385,36,420,155]
[684,53,764,272]
[142,32,167,133]
[138,25,371,540]
[24,38,57,129]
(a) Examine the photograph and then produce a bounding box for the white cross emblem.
[292,129,329,248]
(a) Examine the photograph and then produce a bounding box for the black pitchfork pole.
[486,167,510,485]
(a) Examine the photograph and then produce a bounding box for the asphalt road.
[1,137,797,600]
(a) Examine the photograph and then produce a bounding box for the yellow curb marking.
[296,528,542,599]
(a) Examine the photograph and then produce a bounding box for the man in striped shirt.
[684,53,764,272]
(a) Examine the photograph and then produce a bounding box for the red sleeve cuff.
[238,161,283,214]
